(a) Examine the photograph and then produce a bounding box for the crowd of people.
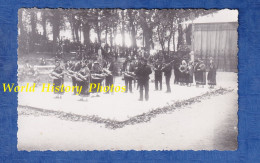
[19,42,217,101]
[46,46,217,101]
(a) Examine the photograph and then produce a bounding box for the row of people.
[175,58,217,88]
[49,56,217,101]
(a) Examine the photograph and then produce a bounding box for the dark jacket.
[122,61,135,72]
[154,63,163,77]
[162,63,172,77]
[135,64,152,82]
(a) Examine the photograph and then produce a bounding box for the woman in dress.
[194,58,206,87]
[179,60,188,85]
[207,59,217,88]
[187,61,194,86]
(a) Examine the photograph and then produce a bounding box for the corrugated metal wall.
[192,22,238,72]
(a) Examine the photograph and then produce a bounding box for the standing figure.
[194,58,206,87]
[173,57,181,84]
[91,61,104,97]
[76,60,90,101]
[154,60,163,91]
[187,61,194,86]
[162,60,173,93]
[135,59,152,101]
[179,60,188,85]
[104,57,115,94]
[207,59,217,88]
[122,59,135,93]
[72,59,82,95]
[49,60,64,98]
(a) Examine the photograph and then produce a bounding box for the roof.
[183,9,238,25]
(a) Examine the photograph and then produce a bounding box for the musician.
[91,61,103,96]
[162,59,173,93]
[187,61,194,86]
[194,58,206,87]
[135,58,152,101]
[207,58,217,88]
[77,60,90,101]
[173,55,181,84]
[103,57,115,94]
[71,59,82,95]
[50,60,64,98]
[179,60,188,85]
[154,59,163,91]
[122,58,135,93]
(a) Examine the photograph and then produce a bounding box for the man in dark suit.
[122,58,135,93]
[135,59,152,101]
[104,56,115,93]
[162,59,173,93]
[71,58,82,95]
[154,59,163,91]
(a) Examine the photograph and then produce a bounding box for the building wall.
[192,22,238,72]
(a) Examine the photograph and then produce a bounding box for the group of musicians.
[49,51,217,101]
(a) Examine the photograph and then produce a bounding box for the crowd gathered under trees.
[18,9,218,92]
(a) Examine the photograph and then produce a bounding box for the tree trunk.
[82,23,90,45]
[121,10,125,48]
[52,11,61,52]
[68,14,75,42]
[30,10,37,52]
[105,25,108,44]
[110,27,113,51]
[128,10,137,48]
[41,11,47,39]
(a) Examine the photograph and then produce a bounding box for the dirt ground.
[17,72,238,151]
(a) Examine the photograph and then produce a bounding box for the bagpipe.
[122,71,136,79]
[179,65,188,73]
[49,71,64,80]
[161,60,174,71]
[91,73,107,80]
[102,68,112,76]
[74,72,90,82]
[197,63,206,71]
[65,69,76,78]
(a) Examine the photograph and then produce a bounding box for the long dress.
[188,65,194,84]
[207,63,217,85]
[179,64,188,84]
[199,63,206,85]
[194,63,200,85]
[195,62,206,85]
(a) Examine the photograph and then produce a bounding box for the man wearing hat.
[71,58,82,95]
[162,58,173,93]
[154,59,163,91]
[104,56,115,94]
[122,57,135,93]
[135,58,152,101]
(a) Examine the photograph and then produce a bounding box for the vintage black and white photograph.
[17,8,238,151]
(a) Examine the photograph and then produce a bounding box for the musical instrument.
[65,69,77,78]
[161,60,174,71]
[179,65,188,73]
[103,68,112,76]
[49,71,64,80]
[91,73,107,80]
[123,71,136,78]
[74,72,90,82]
